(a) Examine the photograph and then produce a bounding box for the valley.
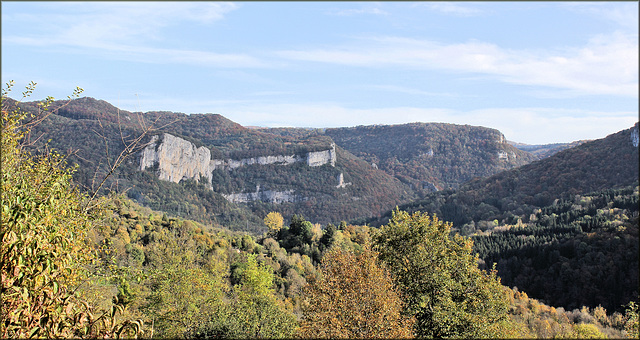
[4,95,638,338]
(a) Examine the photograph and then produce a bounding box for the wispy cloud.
[277,33,638,97]
[365,84,457,98]
[419,2,484,17]
[2,2,265,68]
[564,2,638,30]
[327,3,388,16]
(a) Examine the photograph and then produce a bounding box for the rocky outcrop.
[223,186,299,204]
[139,134,214,186]
[631,124,639,147]
[139,133,338,203]
[307,143,336,167]
[497,150,517,160]
[224,155,299,169]
[336,173,351,188]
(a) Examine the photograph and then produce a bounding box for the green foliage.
[571,323,608,339]
[1,81,142,338]
[143,258,227,338]
[196,254,298,339]
[624,301,639,338]
[473,186,639,312]
[374,209,510,338]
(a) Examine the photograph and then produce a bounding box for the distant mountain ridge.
[324,122,538,194]
[509,140,591,159]
[372,123,640,228]
[19,96,625,232]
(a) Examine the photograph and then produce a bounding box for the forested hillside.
[21,97,414,229]
[375,123,639,228]
[474,186,639,313]
[325,123,538,194]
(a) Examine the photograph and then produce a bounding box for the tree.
[570,323,606,339]
[374,209,510,338]
[1,81,143,338]
[264,211,284,236]
[624,301,639,338]
[195,254,298,338]
[277,214,314,252]
[144,257,227,338]
[298,246,414,338]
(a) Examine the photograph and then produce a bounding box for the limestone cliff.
[631,123,639,147]
[139,133,337,203]
[139,133,214,186]
[307,143,336,167]
[223,186,300,204]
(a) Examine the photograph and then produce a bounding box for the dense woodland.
[373,123,639,228]
[473,186,639,313]
[2,86,639,338]
[324,123,537,193]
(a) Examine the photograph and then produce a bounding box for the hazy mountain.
[509,140,590,159]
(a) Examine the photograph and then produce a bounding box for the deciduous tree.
[1,81,142,338]
[264,211,284,236]
[298,246,414,338]
[374,209,510,338]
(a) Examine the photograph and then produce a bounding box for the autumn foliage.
[298,246,414,338]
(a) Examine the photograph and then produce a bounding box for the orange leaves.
[298,246,414,339]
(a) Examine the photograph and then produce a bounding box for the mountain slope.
[509,139,590,159]
[373,123,640,228]
[324,123,538,194]
[473,185,639,313]
[23,97,414,230]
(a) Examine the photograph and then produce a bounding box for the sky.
[2,1,638,144]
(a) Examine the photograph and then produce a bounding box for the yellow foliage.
[571,323,607,339]
[264,211,284,234]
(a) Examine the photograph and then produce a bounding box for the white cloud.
[277,33,638,97]
[54,2,238,44]
[420,2,484,17]
[327,2,388,16]
[2,2,260,68]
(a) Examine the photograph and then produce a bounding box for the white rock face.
[336,172,351,188]
[307,143,336,167]
[139,133,214,186]
[223,186,298,204]
[631,125,639,147]
[139,133,338,204]
[224,154,301,170]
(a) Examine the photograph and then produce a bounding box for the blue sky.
[2,1,638,144]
